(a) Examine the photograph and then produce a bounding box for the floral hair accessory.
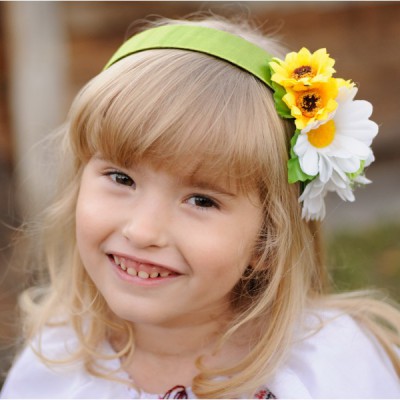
[269,48,379,220]
[104,25,378,221]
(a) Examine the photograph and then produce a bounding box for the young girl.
[1,15,399,399]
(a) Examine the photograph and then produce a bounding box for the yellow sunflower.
[283,78,339,130]
[270,48,336,91]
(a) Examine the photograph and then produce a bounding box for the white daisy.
[299,177,327,221]
[299,170,358,221]
[294,86,378,183]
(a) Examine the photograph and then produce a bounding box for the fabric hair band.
[104,24,273,89]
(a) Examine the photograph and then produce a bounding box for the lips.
[109,254,179,279]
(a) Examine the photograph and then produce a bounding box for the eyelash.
[105,170,135,188]
[186,195,219,210]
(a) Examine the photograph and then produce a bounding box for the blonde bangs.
[68,49,289,194]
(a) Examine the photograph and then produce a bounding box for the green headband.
[104,24,273,88]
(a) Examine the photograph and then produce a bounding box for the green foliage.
[271,81,292,119]
[327,223,400,302]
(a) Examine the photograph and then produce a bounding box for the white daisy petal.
[308,182,325,198]
[300,148,319,176]
[348,99,373,119]
[335,157,361,173]
[333,136,371,158]
[301,196,325,221]
[330,173,347,189]
[328,144,353,158]
[336,99,372,121]
[293,134,309,157]
[354,175,372,185]
[336,186,355,202]
[336,121,378,143]
[364,152,375,167]
[299,178,327,221]
[319,154,333,183]
[328,172,354,201]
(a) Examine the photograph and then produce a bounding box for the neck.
[133,318,226,358]
[111,313,249,393]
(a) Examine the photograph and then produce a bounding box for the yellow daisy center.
[296,89,323,118]
[292,65,314,80]
[307,120,336,148]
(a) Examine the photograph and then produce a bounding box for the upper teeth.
[138,271,150,279]
[113,255,171,279]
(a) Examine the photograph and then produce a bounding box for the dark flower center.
[293,65,314,80]
[296,90,323,117]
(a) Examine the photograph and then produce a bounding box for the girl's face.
[76,156,263,327]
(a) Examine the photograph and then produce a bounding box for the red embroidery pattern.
[161,385,188,399]
[159,384,276,399]
[254,386,276,399]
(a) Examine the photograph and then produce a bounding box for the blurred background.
[0,1,399,387]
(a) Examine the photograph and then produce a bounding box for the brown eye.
[108,171,135,188]
[187,195,218,209]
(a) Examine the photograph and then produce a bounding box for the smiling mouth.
[109,254,178,279]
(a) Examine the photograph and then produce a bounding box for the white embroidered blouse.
[1,311,399,398]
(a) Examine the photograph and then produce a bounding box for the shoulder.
[268,309,400,399]
[0,324,129,398]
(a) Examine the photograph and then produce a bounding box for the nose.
[122,198,170,249]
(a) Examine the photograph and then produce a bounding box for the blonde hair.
[16,16,400,398]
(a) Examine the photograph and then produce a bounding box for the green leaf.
[270,80,292,119]
[289,129,301,158]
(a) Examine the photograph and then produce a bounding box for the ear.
[248,250,262,271]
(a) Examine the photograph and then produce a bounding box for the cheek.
[76,195,95,241]
[75,189,111,255]
[75,203,95,269]
[183,227,253,281]
[75,195,113,288]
